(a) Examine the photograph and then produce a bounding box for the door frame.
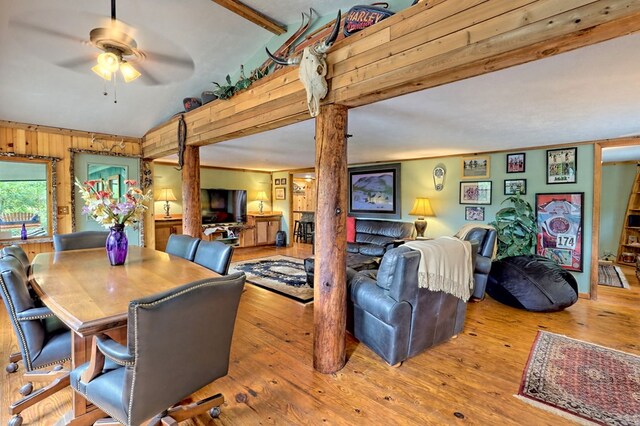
[591,136,640,300]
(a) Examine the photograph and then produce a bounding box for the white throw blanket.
[454,223,498,259]
[404,237,474,301]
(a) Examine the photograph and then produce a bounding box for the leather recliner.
[347,219,414,257]
[348,245,475,366]
[70,272,246,425]
[458,227,497,300]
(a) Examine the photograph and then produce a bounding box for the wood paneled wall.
[0,122,142,258]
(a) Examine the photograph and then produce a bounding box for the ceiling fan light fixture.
[97,51,120,73]
[91,63,112,81]
[119,61,141,83]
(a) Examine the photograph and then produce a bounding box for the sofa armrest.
[350,274,411,324]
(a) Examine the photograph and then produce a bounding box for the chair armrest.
[350,274,410,324]
[16,307,55,321]
[96,335,134,366]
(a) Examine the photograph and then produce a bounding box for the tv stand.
[202,223,245,247]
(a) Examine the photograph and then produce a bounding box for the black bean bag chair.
[486,255,578,312]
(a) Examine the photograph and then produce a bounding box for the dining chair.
[0,255,71,426]
[53,231,109,251]
[70,272,246,425]
[165,234,200,261]
[1,245,31,275]
[193,240,235,275]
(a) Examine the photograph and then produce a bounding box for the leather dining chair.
[193,240,235,275]
[1,245,31,275]
[0,255,71,426]
[53,231,109,251]
[165,234,200,261]
[70,272,246,425]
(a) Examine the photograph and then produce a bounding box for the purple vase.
[106,224,128,266]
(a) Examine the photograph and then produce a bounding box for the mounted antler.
[266,10,341,117]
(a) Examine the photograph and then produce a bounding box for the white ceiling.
[2,1,640,170]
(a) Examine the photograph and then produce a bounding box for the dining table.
[30,246,219,425]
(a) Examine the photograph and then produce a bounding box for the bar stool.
[299,212,315,244]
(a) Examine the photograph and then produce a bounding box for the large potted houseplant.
[487,193,578,312]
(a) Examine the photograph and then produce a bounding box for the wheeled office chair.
[0,255,71,426]
[53,231,109,251]
[193,240,234,275]
[70,272,246,425]
[165,234,200,261]
[0,245,30,276]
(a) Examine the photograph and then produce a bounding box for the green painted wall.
[599,163,636,257]
[153,163,272,216]
[388,145,594,293]
[272,171,292,244]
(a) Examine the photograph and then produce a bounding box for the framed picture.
[547,147,577,184]
[459,181,492,205]
[536,192,584,272]
[504,179,527,195]
[506,153,526,173]
[461,156,490,179]
[275,178,281,185]
[348,163,401,219]
[281,178,287,185]
[465,206,485,221]
[275,187,286,200]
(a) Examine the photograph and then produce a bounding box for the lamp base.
[259,201,264,215]
[414,218,427,238]
[164,201,171,218]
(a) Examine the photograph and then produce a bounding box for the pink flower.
[124,179,137,186]
[84,180,98,187]
[97,191,110,199]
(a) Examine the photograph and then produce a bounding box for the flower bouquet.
[75,178,152,265]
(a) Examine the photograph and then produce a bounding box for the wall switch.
[57,206,70,215]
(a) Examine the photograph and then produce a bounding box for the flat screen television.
[201,188,247,224]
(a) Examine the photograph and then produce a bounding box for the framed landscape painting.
[461,156,490,179]
[459,181,492,205]
[536,192,584,272]
[348,163,401,219]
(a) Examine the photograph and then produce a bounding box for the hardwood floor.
[2,246,639,425]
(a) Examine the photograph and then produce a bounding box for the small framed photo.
[275,178,281,185]
[459,181,492,205]
[547,147,577,184]
[281,178,287,185]
[465,206,485,221]
[504,179,527,195]
[461,156,490,179]
[275,187,286,200]
[506,153,526,173]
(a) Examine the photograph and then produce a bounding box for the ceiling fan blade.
[142,50,194,70]
[56,56,95,70]
[134,63,163,86]
[11,20,86,44]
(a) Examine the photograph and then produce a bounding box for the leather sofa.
[348,219,414,257]
[458,227,497,300]
[347,244,476,366]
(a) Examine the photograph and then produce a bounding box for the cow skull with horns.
[267,11,341,117]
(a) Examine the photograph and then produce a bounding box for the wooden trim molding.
[211,0,286,35]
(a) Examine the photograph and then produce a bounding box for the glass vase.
[106,224,128,266]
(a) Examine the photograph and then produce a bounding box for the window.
[0,157,56,240]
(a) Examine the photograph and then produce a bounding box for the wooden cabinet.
[155,219,182,252]
[242,214,282,247]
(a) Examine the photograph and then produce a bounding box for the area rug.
[229,255,313,303]
[598,263,630,289]
[517,331,640,425]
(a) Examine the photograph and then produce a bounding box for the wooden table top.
[31,246,219,337]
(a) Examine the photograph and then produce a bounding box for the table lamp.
[157,188,177,218]
[255,191,269,214]
[409,197,435,238]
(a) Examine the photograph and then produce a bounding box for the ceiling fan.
[10,0,194,87]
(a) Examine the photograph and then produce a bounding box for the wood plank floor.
[2,246,639,425]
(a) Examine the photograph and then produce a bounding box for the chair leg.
[9,373,70,417]
[147,393,225,424]
[23,366,68,382]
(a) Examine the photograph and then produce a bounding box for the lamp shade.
[156,188,177,202]
[255,191,269,202]
[409,197,435,217]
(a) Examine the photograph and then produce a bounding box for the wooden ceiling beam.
[211,0,286,35]
[143,0,640,160]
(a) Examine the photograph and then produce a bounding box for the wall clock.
[433,164,446,191]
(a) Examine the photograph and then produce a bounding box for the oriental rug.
[598,263,630,289]
[517,331,640,425]
[229,255,313,303]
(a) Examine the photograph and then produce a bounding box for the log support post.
[182,145,202,237]
[313,104,348,373]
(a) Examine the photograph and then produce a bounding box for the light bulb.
[97,52,119,73]
[119,61,141,83]
[91,64,112,80]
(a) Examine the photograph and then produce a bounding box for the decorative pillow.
[346,216,356,243]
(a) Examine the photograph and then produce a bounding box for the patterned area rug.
[517,331,640,425]
[229,255,313,303]
[598,263,630,288]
